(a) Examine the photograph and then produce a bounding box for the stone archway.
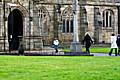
[8,9,23,50]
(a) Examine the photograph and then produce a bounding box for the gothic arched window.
[62,7,73,33]
[102,9,114,27]
[39,7,50,35]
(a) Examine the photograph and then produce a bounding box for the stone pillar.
[70,0,82,52]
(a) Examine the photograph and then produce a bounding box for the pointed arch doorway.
[8,9,23,50]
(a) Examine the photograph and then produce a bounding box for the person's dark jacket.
[83,34,93,48]
[116,34,120,48]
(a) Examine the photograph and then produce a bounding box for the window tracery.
[62,7,73,33]
[102,9,114,28]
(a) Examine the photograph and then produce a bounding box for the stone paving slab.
[92,53,109,56]
[92,53,120,56]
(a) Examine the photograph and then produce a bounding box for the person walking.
[109,33,118,56]
[116,34,120,56]
[18,42,24,55]
[53,38,59,53]
[83,33,93,54]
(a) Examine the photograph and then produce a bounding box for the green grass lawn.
[63,47,113,53]
[0,56,120,80]
[83,47,110,53]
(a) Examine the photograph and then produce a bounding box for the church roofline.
[33,2,120,7]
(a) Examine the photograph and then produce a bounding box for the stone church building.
[0,0,120,50]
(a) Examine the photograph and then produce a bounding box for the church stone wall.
[0,0,120,50]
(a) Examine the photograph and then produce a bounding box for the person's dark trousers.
[109,48,117,56]
[86,47,90,54]
[55,48,58,53]
[54,45,58,53]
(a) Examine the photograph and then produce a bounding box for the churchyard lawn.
[63,47,111,53]
[0,56,120,80]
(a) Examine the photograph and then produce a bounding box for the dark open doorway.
[8,9,23,50]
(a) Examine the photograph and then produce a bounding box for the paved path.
[92,53,119,56]
[92,53,108,56]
